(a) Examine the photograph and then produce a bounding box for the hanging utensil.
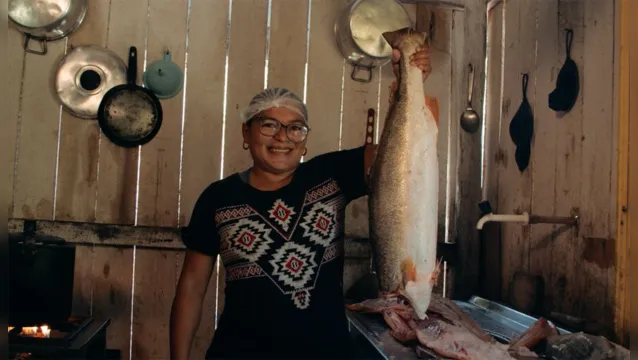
[334,0,413,83]
[97,46,163,148]
[460,63,480,133]
[509,73,534,172]
[8,0,88,55]
[54,45,127,119]
[548,28,579,113]
[142,50,184,99]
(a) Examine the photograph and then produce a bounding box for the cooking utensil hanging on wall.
[548,28,579,114]
[334,0,413,83]
[97,46,163,148]
[143,50,184,99]
[460,63,480,133]
[8,0,88,55]
[509,73,534,172]
[54,45,128,119]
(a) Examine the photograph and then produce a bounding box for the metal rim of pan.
[96,85,163,148]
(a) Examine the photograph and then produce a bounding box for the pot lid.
[54,45,127,119]
[9,0,72,28]
[349,0,412,58]
[143,50,183,99]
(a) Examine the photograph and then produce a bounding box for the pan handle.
[127,46,138,85]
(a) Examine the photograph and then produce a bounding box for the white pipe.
[476,212,529,230]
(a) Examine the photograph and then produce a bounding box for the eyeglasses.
[252,116,310,143]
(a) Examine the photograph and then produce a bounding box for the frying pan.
[97,46,163,148]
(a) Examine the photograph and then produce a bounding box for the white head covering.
[240,87,309,124]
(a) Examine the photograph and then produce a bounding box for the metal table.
[346,296,571,360]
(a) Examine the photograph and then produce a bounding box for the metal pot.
[334,0,413,83]
[8,0,88,55]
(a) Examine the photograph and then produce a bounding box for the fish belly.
[369,89,439,297]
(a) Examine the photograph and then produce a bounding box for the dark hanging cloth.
[548,29,579,113]
[509,73,534,172]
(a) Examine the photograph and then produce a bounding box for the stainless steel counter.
[346,296,571,360]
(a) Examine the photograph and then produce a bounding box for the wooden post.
[614,0,635,347]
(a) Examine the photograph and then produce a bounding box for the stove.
[9,223,116,359]
[8,316,112,359]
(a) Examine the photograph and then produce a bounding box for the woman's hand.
[392,44,432,82]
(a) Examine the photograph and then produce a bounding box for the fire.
[8,326,14,332]
[19,325,51,338]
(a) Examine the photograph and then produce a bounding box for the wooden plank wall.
[7,1,484,358]
[482,0,620,341]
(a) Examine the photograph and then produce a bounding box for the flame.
[8,326,14,332]
[19,325,50,338]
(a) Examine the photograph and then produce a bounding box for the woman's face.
[242,107,308,175]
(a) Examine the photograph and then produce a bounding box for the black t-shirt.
[182,146,368,359]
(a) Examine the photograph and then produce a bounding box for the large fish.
[367,27,441,320]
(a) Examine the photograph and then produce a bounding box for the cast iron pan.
[97,46,163,148]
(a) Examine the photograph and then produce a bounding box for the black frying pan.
[97,46,163,148]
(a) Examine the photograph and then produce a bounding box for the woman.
[170,45,432,359]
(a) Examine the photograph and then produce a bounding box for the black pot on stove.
[9,225,76,327]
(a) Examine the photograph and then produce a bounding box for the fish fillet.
[368,27,440,320]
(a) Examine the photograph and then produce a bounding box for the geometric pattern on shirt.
[292,290,311,310]
[215,205,255,225]
[269,241,318,292]
[321,242,341,264]
[304,179,339,204]
[299,201,338,247]
[226,263,264,281]
[268,198,296,232]
[220,218,274,262]
[215,177,346,310]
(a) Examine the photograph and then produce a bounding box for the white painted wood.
[222,0,268,177]
[267,0,309,96]
[12,40,66,220]
[179,0,229,226]
[54,0,110,222]
[95,0,149,225]
[305,0,346,159]
[137,0,189,227]
[7,29,25,216]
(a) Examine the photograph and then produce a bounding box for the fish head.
[401,279,434,320]
[382,27,428,58]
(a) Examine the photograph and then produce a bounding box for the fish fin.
[429,258,443,287]
[425,95,440,128]
[401,257,417,285]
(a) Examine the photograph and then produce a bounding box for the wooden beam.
[8,218,184,249]
[7,218,379,259]
[614,0,634,347]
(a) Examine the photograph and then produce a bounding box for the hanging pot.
[143,50,184,99]
[334,0,413,83]
[54,45,128,119]
[8,0,88,55]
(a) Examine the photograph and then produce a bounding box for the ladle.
[460,64,480,133]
